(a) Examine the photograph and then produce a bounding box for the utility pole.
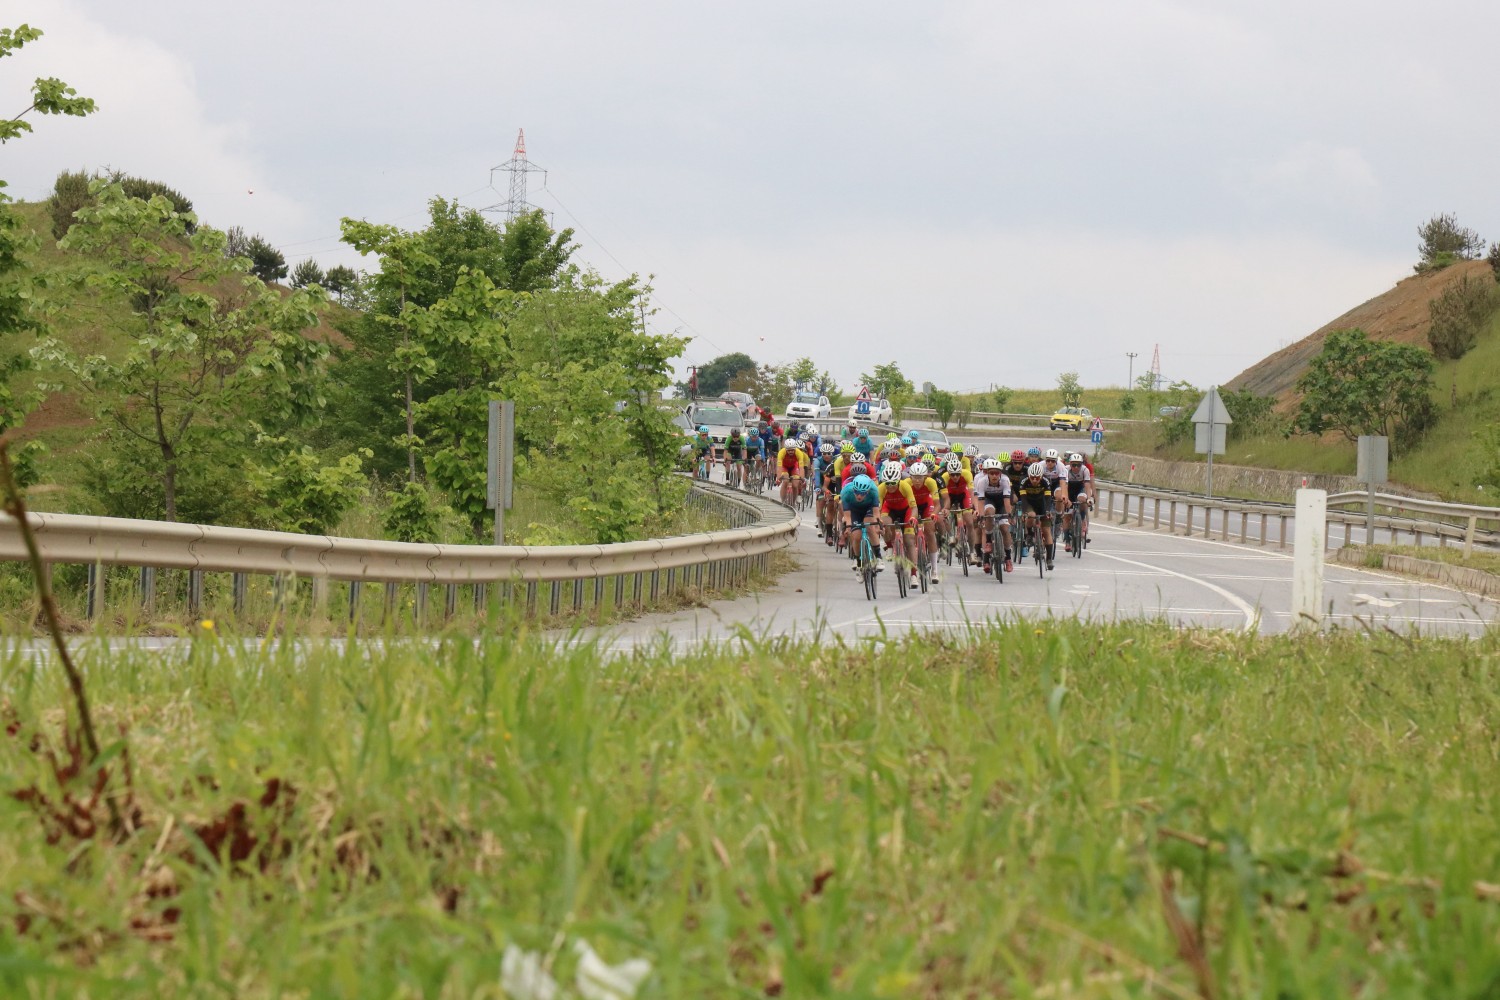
[1126,352,1139,388]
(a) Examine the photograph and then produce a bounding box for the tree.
[1292,329,1434,452]
[36,181,330,521]
[728,363,793,412]
[1416,213,1485,273]
[690,352,757,398]
[224,225,251,259]
[290,258,325,289]
[1057,371,1083,406]
[1427,274,1500,360]
[992,385,1012,412]
[0,25,96,144]
[1,24,95,442]
[929,389,956,429]
[247,436,369,534]
[322,264,358,300]
[858,361,913,421]
[1119,393,1137,417]
[1489,243,1500,282]
[244,234,288,283]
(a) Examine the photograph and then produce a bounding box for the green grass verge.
[3,622,1499,996]
[1358,543,1500,577]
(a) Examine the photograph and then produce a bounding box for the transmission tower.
[1149,344,1162,391]
[482,129,547,222]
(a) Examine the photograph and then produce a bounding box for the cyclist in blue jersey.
[840,474,883,570]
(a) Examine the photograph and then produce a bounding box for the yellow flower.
[200,619,216,631]
[1034,628,1045,636]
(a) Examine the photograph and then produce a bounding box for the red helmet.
[1010,449,1026,463]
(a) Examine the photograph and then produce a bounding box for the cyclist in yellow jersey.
[877,460,921,586]
[776,441,809,505]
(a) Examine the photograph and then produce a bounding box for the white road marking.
[1087,549,1259,632]
[1350,592,1401,608]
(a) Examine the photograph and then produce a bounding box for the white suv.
[785,391,832,419]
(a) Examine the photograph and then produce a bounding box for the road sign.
[1357,435,1388,485]
[1191,388,1233,427]
[1194,423,1226,453]
[1091,430,1103,445]
[856,399,870,416]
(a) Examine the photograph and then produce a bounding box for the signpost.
[487,400,515,544]
[1191,387,1233,499]
[1357,435,1389,544]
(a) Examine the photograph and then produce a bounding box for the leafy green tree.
[1,25,94,441]
[290,258,325,289]
[1218,388,1278,441]
[35,181,329,521]
[1292,329,1434,453]
[381,480,449,543]
[690,352,757,398]
[244,234,288,283]
[1428,274,1500,360]
[929,389,956,428]
[1,24,96,144]
[322,264,358,300]
[1057,371,1083,406]
[1490,242,1500,281]
[991,385,1012,412]
[729,363,794,412]
[247,436,369,534]
[858,361,914,419]
[1119,392,1137,417]
[1415,213,1485,273]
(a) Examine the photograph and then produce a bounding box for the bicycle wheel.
[957,522,970,577]
[917,536,930,594]
[895,543,909,598]
[861,535,877,601]
[1072,510,1084,559]
[992,522,1005,582]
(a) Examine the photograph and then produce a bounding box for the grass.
[3,621,1499,997]
[1356,543,1500,577]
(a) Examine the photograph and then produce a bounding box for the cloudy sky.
[6,0,1497,393]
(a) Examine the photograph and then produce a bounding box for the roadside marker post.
[1357,435,1389,545]
[487,400,515,544]
[1191,387,1233,499]
[1291,488,1326,630]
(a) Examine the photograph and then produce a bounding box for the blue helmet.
[698,425,710,434]
[745,426,760,438]
[850,475,876,496]
[1026,446,1042,458]
[903,430,919,444]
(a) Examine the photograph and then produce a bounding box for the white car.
[847,396,893,423]
[785,391,832,420]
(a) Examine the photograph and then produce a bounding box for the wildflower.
[575,939,652,1000]
[501,945,558,1000]
[200,619,215,631]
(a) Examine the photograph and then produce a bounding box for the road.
[580,465,1498,652]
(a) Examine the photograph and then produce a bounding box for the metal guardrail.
[1095,480,1500,554]
[901,407,1153,428]
[0,479,799,621]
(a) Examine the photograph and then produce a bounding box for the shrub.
[290,259,325,289]
[1427,274,1500,360]
[49,169,195,239]
[1415,213,1484,272]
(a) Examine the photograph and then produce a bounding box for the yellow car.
[1049,406,1092,431]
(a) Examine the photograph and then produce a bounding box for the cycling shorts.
[884,505,915,531]
[976,491,1008,512]
[1017,494,1051,516]
[916,500,936,521]
[947,489,974,510]
[845,501,878,525]
[1068,481,1087,502]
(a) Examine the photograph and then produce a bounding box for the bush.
[929,389,956,428]
[1415,212,1484,272]
[1489,242,1500,281]
[381,480,449,543]
[291,259,325,289]
[49,168,195,239]
[1428,275,1500,360]
[244,235,287,283]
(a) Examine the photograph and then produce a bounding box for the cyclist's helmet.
[840,441,855,455]
[787,421,800,435]
[945,456,963,473]
[879,460,904,483]
[1027,447,1042,458]
[1010,449,1026,463]
[1045,448,1060,460]
[820,442,835,456]
[922,452,936,466]
[850,475,876,497]
[729,427,741,436]
[903,430,919,444]
[746,426,760,437]
[982,457,1003,471]
[697,425,710,434]
[910,462,929,479]
[1068,452,1083,463]
[799,431,812,442]
[903,444,922,459]
[952,442,965,455]
[1027,462,1045,478]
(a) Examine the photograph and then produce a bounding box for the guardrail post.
[444,584,457,619]
[1414,526,1423,548]
[473,583,487,613]
[232,573,247,615]
[1279,515,1288,550]
[1259,512,1268,547]
[551,581,562,616]
[188,570,204,617]
[1136,497,1145,527]
[383,582,398,620]
[138,566,156,613]
[416,582,428,621]
[635,572,646,606]
[1153,498,1161,529]
[614,574,625,610]
[86,563,102,620]
[592,576,603,609]
[650,569,660,601]
[349,581,361,623]
[1238,512,1247,544]
[312,577,328,614]
[1220,510,1228,541]
[1169,501,1177,533]
[1464,515,1477,557]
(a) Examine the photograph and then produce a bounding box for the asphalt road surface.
[580,467,1498,652]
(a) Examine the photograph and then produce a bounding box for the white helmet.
[981,457,1003,471]
[1068,452,1083,463]
[910,462,929,479]
[1028,462,1046,477]
[1044,448,1060,461]
[903,444,922,459]
[944,456,962,473]
[819,442,835,456]
[879,460,904,483]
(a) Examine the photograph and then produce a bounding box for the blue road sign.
[1091,430,1103,445]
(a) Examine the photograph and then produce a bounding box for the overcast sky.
[7,0,1498,393]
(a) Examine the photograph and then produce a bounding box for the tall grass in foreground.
[2,622,1499,997]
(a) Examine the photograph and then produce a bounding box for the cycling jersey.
[974,472,1011,507]
[1066,463,1092,501]
[725,436,744,458]
[908,475,939,515]
[1015,477,1054,513]
[879,479,918,527]
[838,458,876,485]
[693,435,713,454]
[777,446,808,476]
[942,468,974,509]
[1041,460,1067,489]
[744,435,765,460]
[840,481,880,519]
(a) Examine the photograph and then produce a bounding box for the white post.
[1291,488,1326,631]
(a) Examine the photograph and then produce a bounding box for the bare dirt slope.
[1226,259,1491,401]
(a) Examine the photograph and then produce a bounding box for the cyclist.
[813,442,837,539]
[1003,449,1030,494]
[1016,462,1057,570]
[1041,448,1068,490]
[724,428,746,486]
[776,435,808,505]
[908,461,942,584]
[1063,452,1094,553]
[839,447,877,486]
[878,460,921,587]
[941,454,978,564]
[691,426,714,478]
[842,421,859,443]
[840,474,883,570]
[745,424,766,485]
[951,442,973,477]
[974,457,1014,573]
[852,425,875,459]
